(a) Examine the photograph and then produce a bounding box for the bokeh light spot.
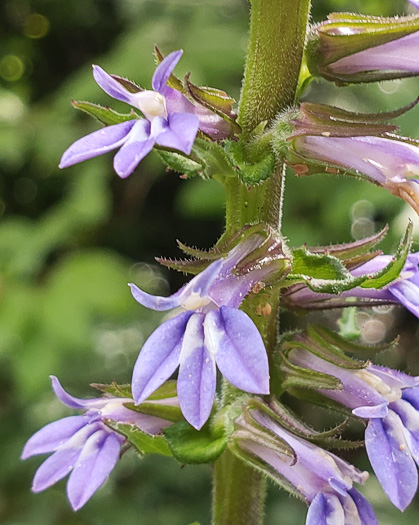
[23,13,50,39]
[0,55,24,82]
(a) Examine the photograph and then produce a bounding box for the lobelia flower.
[292,134,419,213]
[234,405,377,524]
[284,252,419,318]
[22,376,175,510]
[288,347,419,511]
[306,1,419,84]
[129,236,277,430]
[59,50,230,178]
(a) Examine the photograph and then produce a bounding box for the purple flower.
[285,252,419,318]
[308,3,419,84]
[235,406,376,524]
[288,347,419,510]
[60,50,207,178]
[130,237,272,430]
[22,376,174,510]
[291,134,419,214]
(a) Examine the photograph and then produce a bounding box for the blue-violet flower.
[288,348,419,511]
[129,236,272,430]
[235,406,377,524]
[22,376,175,510]
[59,50,221,178]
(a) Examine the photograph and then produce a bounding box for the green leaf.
[290,248,351,280]
[107,422,172,457]
[125,401,183,424]
[72,100,138,126]
[157,150,203,178]
[164,421,228,464]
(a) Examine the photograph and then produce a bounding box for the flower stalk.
[212,1,311,524]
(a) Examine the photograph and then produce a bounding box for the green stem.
[212,0,310,524]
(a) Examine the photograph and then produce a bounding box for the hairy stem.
[212,0,311,524]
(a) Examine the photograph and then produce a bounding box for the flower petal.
[352,402,388,419]
[92,65,137,105]
[389,279,419,318]
[178,313,216,429]
[31,447,83,493]
[348,489,378,525]
[132,311,193,405]
[306,493,345,525]
[204,306,269,394]
[129,283,185,311]
[113,119,154,178]
[365,413,418,510]
[152,50,183,92]
[59,120,136,168]
[50,376,107,410]
[67,430,122,511]
[155,112,199,155]
[22,416,87,458]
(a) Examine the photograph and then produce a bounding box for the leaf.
[164,420,228,464]
[72,100,138,126]
[107,422,172,457]
[157,150,203,178]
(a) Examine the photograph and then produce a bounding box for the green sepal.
[268,399,364,450]
[290,102,399,139]
[92,380,178,400]
[307,225,388,261]
[178,223,269,260]
[359,220,412,289]
[164,420,228,464]
[155,256,209,275]
[110,73,142,94]
[190,137,236,180]
[287,387,358,420]
[229,439,303,502]
[185,76,240,136]
[225,140,276,186]
[124,401,183,424]
[72,100,138,126]
[157,150,203,178]
[274,351,342,394]
[91,381,132,397]
[308,324,398,358]
[106,421,172,457]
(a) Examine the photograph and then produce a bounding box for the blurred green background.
[1,0,419,523]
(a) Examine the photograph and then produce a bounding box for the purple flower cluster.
[235,406,377,524]
[22,376,174,510]
[288,348,419,510]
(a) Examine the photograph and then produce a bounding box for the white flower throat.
[133,90,167,120]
